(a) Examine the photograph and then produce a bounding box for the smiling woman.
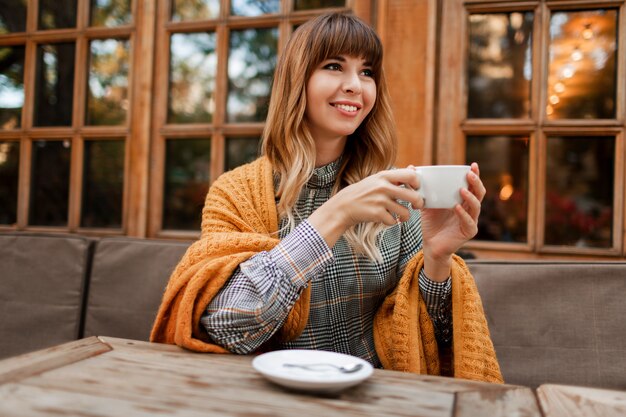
[151,12,502,385]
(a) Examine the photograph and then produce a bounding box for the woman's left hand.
[419,162,485,272]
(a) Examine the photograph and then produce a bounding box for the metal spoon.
[283,362,364,373]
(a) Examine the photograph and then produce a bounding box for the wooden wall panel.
[377,0,438,168]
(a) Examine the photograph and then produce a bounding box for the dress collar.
[307,158,341,189]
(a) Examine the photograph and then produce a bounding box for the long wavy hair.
[262,12,398,261]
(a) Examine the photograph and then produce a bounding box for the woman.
[151,12,502,383]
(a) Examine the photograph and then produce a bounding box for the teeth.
[335,104,358,112]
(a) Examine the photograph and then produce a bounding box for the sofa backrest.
[83,237,190,341]
[0,233,94,360]
[467,260,626,391]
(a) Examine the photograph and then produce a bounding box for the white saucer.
[252,349,373,393]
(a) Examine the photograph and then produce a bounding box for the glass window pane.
[34,43,76,127]
[294,0,344,10]
[0,0,27,33]
[467,12,533,119]
[227,28,278,123]
[466,135,529,243]
[547,9,618,120]
[38,0,77,29]
[29,140,71,226]
[171,0,219,21]
[81,140,124,228]
[90,0,131,27]
[225,136,260,171]
[231,0,279,16]
[0,141,19,225]
[163,138,210,230]
[545,136,614,248]
[86,39,130,126]
[168,32,217,124]
[0,46,25,129]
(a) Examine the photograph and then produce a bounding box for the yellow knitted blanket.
[150,157,503,383]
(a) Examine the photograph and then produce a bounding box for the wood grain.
[0,336,542,417]
[537,384,626,417]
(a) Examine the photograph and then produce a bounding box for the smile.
[332,103,359,112]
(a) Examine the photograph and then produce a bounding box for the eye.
[323,62,341,71]
[361,68,374,77]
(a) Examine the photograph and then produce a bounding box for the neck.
[314,135,347,167]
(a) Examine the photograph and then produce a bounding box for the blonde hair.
[262,12,397,261]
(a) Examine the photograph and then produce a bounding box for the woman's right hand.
[308,168,423,247]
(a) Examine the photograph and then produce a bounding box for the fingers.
[454,203,478,237]
[460,188,481,220]
[467,163,486,203]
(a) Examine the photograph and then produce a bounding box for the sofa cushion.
[467,260,626,390]
[83,237,190,341]
[0,233,93,359]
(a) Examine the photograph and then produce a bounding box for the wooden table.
[0,336,553,416]
[537,384,626,417]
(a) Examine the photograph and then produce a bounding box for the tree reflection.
[0,0,27,33]
[38,0,77,29]
[227,28,277,123]
[168,32,217,124]
[294,0,344,10]
[231,0,279,16]
[81,140,124,228]
[0,46,25,129]
[29,140,71,226]
[172,0,219,21]
[87,39,129,126]
[90,0,131,27]
[34,43,75,127]
[163,139,210,230]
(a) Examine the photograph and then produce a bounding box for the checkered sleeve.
[419,270,452,346]
[200,220,334,354]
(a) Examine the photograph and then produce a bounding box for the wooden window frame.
[0,0,144,236]
[148,0,373,239]
[437,0,626,258]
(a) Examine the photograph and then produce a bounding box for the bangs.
[305,14,383,74]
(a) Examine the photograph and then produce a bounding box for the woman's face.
[304,55,376,144]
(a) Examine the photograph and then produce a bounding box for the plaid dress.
[201,159,451,367]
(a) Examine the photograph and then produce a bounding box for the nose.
[342,71,362,94]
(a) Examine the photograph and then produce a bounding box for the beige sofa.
[1,232,624,390]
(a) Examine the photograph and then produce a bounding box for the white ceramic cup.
[414,165,471,209]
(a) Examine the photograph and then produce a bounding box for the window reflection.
[171,0,219,21]
[0,0,27,33]
[34,43,75,127]
[547,9,618,119]
[0,141,19,225]
[467,12,533,119]
[294,0,344,10]
[168,32,217,124]
[231,0,279,16]
[86,39,130,126]
[225,137,260,171]
[38,0,77,29]
[82,140,124,228]
[545,136,614,248]
[90,0,131,27]
[29,140,71,226]
[466,135,529,243]
[163,139,210,230]
[0,46,25,129]
[227,28,278,123]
